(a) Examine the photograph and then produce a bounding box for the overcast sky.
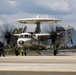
[0,0,76,31]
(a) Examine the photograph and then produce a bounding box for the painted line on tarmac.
[0,70,76,73]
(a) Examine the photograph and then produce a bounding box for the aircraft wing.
[35,33,50,39]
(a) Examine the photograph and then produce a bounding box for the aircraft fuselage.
[17,26,75,50]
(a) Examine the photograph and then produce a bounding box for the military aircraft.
[15,16,75,55]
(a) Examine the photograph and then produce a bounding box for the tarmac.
[0,50,76,75]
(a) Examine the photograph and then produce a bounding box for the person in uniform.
[0,41,5,57]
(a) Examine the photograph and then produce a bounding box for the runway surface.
[0,55,76,75]
[0,49,76,75]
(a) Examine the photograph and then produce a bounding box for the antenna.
[36,15,40,18]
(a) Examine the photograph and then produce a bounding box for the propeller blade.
[0,23,17,45]
[0,25,6,34]
[71,39,73,45]
[3,23,16,33]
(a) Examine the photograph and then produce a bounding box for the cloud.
[0,0,74,15]
[0,20,4,25]
[5,0,16,8]
[36,0,70,14]
[0,0,76,30]
[0,0,17,14]
[15,0,70,15]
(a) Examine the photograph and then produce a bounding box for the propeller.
[42,23,63,33]
[42,23,65,48]
[71,39,73,45]
[0,23,17,47]
[68,31,74,46]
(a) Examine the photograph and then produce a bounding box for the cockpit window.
[20,35,24,38]
[25,35,28,38]
[20,34,32,38]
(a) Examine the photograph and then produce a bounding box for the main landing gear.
[54,49,58,56]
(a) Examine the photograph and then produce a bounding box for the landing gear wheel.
[15,50,19,56]
[54,50,58,56]
[24,51,26,56]
[24,48,27,56]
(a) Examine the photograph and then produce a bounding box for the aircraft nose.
[19,40,24,44]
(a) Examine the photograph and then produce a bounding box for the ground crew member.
[0,42,5,57]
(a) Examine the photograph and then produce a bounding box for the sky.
[0,0,76,31]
